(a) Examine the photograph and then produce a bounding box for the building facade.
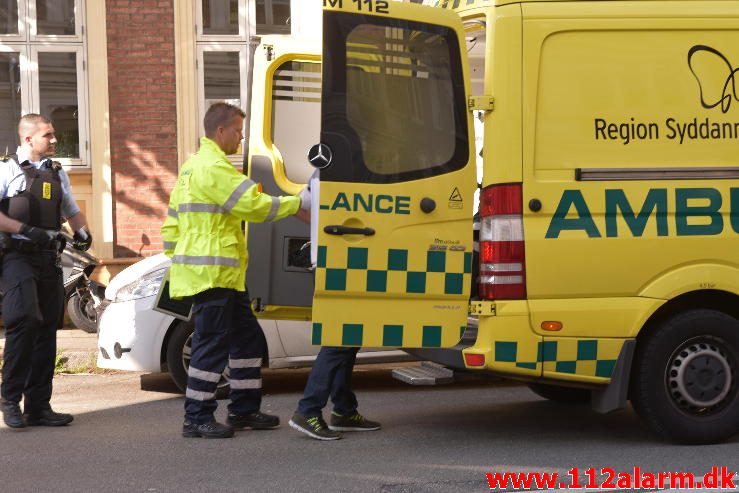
[0,0,294,280]
[0,0,406,281]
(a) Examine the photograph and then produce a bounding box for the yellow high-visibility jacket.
[161,137,300,298]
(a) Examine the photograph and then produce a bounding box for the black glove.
[20,224,56,246]
[73,228,93,251]
[55,233,67,254]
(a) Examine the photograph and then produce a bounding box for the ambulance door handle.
[324,226,375,236]
[420,198,436,213]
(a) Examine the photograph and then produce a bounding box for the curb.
[1,328,99,374]
[55,349,99,373]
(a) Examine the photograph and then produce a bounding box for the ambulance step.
[392,362,454,386]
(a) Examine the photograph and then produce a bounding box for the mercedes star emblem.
[308,143,333,169]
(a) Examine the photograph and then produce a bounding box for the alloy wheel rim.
[82,296,97,321]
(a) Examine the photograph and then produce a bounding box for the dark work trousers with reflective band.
[0,250,64,412]
[297,346,359,418]
[184,288,266,424]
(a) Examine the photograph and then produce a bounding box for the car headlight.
[114,267,167,303]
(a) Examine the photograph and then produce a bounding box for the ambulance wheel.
[631,309,739,444]
[527,383,590,403]
[165,321,231,400]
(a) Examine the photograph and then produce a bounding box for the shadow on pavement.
[139,367,515,397]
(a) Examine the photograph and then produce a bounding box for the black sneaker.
[328,412,381,432]
[227,411,280,430]
[24,408,74,427]
[288,413,341,441]
[182,420,234,439]
[1,400,26,429]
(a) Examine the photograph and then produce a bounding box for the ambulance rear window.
[321,12,468,184]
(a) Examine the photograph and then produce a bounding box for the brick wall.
[106,0,178,258]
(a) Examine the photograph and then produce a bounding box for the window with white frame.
[0,0,88,167]
[196,44,246,164]
[255,0,290,34]
[271,59,320,185]
[195,0,290,164]
[196,0,290,40]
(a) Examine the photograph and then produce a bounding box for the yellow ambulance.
[247,1,738,444]
[293,0,739,444]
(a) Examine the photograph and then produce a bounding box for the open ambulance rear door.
[311,1,476,348]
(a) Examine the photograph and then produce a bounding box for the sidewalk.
[0,328,98,371]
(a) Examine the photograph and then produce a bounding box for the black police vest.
[0,155,63,230]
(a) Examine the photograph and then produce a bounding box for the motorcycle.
[0,233,105,333]
[60,235,106,333]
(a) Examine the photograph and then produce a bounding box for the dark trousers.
[0,251,64,412]
[297,346,359,418]
[184,288,267,424]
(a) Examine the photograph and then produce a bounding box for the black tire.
[67,292,98,334]
[165,321,230,399]
[528,383,591,404]
[631,309,739,444]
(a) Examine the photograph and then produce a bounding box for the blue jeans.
[297,346,359,418]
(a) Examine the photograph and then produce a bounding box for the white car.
[96,254,412,394]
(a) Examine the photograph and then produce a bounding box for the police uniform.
[0,148,80,416]
[161,137,299,428]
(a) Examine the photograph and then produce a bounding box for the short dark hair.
[203,102,245,138]
[18,113,52,137]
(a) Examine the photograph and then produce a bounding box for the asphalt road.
[0,368,737,493]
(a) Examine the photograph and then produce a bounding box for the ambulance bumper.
[403,316,478,370]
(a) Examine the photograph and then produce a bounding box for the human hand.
[72,228,93,251]
[20,224,56,246]
[298,185,311,211]
[294,207,311,224]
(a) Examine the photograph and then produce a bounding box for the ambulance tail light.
[478,183,526,300]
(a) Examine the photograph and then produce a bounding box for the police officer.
[161,102,309,438]
[0,114,92,429]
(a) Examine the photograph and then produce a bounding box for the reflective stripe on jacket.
[161,137,300,298]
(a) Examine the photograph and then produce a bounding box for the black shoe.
[1,400,26,429]
[227,411,280,430]
[328,411,381,432]
[182,420,234,438]
[288,413,341,441]
[24,408,74,427]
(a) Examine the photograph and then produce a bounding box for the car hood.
[105,253,171,300]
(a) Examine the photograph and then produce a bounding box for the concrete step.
[391,361,454,386]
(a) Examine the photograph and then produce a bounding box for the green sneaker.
[328,412,381,432]
[288,413,342,441]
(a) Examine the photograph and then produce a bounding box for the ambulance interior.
[246,58,320,311]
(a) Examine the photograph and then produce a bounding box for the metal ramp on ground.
[392,361,455,386]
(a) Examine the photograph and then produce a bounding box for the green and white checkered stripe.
[315,245,473,295]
